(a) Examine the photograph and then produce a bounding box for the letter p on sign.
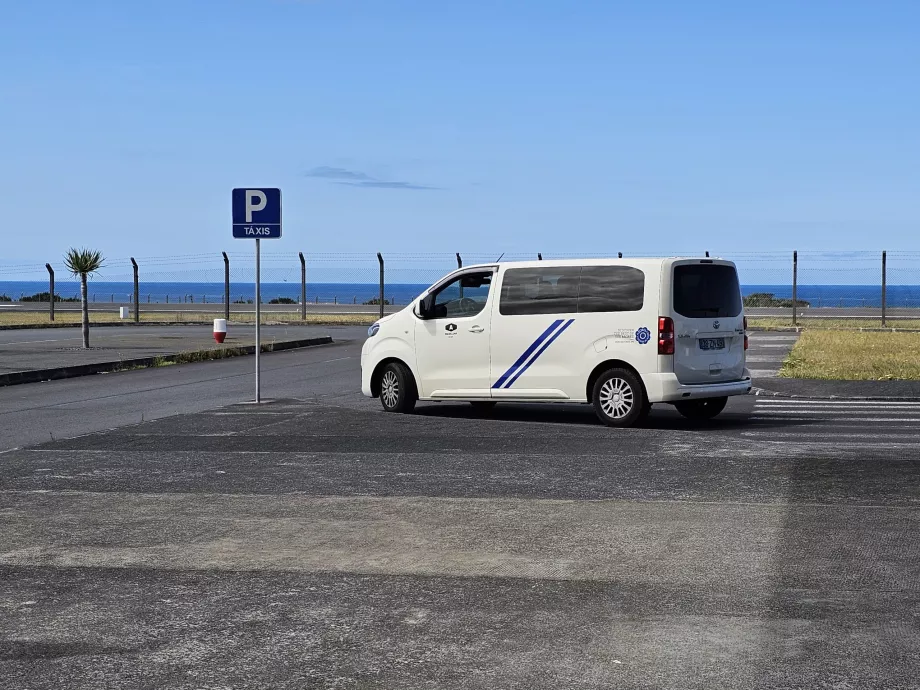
[245,190,267,222]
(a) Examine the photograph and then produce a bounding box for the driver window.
[432,271,492,319]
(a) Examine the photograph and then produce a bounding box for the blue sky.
[1,0,918,264]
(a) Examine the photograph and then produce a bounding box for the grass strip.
[779,331,920,380]
[750,317,920,331]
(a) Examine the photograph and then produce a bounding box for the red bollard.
[213,318,227,344]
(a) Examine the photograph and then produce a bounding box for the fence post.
[299,252,306,321]
[882,250,887,327]
[538,253,542,260]
[457,253,465,298]
[377,253,385,320]
[792,250,798,327]
[130,257,139,323]
[222,252,230,320]
[45,263,54,322]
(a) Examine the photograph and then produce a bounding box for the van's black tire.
[469,401,497,413]
[674,396,728,421]
[378,362,417,413]
[591,368,648,428]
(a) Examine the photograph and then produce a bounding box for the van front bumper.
[644,371,753,403]
[360,341,373,398]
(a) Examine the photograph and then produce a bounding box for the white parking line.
[0,337,81,346]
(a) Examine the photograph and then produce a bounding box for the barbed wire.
[1,250,918,309]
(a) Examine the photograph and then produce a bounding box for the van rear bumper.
[643,371,753,403]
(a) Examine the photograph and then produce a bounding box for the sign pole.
[232,187,280,405]
[255,237,261,403]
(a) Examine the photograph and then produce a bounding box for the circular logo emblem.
[636,327,651,345]
[713,320,721,330]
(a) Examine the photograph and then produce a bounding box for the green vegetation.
[363,297,391,306]
[744,292,810,308]
[0,294,10,302]
[269,297,297,304]
[20,292,79,303]
[63,247,106,348]
[780,331,920,380]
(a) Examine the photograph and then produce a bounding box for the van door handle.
[469,325,484,333]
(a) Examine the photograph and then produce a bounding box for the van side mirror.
[417,294,435,319]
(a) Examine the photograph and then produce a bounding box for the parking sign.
[232,188,282,238]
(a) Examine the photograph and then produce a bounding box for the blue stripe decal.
[492,319,564,389]
[503,319,575,389]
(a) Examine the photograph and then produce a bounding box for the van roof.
[459,256,735,271]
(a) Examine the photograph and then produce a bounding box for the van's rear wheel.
[592,368,648,428]
[675,396,727,420]
[378,362,417,413]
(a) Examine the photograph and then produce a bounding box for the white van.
[361,257,752,427]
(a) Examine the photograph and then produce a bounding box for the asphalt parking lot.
[3,349,920,689]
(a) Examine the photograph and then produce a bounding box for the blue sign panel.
[232,188,282,238]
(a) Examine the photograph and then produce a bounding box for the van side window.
[499,266,645,315]
[430,271,492,319]
[499,267,581,315]
[577,266,645,313]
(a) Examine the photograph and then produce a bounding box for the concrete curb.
[751,386,920,402]
[0,336,333,387]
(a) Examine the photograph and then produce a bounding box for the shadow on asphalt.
[412,401,824,433]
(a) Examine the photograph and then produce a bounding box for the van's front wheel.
[674,396,727,421]
[592,368,648,428]
[378,362,417,413]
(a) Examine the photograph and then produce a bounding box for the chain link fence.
[2,251,919,327]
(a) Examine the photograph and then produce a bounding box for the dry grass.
[0,311,377,327]
[779,331,920,380]
[749,317,920,331]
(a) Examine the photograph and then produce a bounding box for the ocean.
[1,281,919,308]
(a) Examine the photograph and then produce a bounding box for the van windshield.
[673,264,742,318]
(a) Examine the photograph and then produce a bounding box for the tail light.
[658,316,675,355]
[743,316,749,351]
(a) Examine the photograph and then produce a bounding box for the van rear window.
[673,265,742,318]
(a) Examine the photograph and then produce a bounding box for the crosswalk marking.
[744,400,920,447]
[756,399,920,406]
[750,416,920,423]
[746,398,920,440]
[756,404,920,409]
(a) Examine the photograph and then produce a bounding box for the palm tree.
[64,248,105,348]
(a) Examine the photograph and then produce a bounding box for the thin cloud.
[337,180,439,190]
[306,165,440,190]
[305,166,375,181]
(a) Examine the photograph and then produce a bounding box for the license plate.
[699,338,725,351]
